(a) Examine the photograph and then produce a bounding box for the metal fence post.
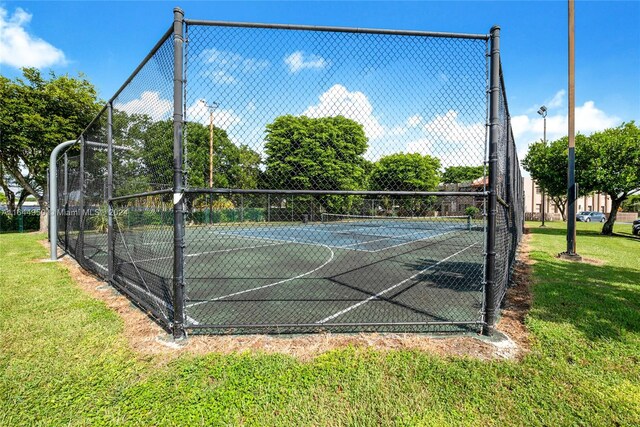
[483,25,500,336]
[78,136,85,261]
[107,102,114,283]
[172,7,186,339]
[64,153,68,251]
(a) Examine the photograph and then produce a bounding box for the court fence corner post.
[483,25,500,336]
[78,135,86,263]
[171,6,187,340]
[107,102,114,283]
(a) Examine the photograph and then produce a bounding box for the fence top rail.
[184,19,490,40]
[73,25,174,141]
[184,188,489,197]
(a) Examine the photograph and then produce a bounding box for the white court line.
[206,229,376,252]
[185,244,335,308]
[119,242,288,264]
[364,229,463,253]
[315,242,480,324]
[336,228,446,249]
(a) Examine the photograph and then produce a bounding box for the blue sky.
[1,0,639,167]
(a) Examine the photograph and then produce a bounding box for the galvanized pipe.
[107,103,114,283]
[184,19,489,40]
[171,7,186,340]
[483,25,500,336]
[48,140,77,260]
[185,188,489,197]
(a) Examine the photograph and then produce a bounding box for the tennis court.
[53,12,524,337]
[89,215,486,333]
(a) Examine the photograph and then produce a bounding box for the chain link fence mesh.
[52,14,523,336]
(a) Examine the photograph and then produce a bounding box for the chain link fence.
[52,9,523,337]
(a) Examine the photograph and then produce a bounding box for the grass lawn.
[1,221,638,426]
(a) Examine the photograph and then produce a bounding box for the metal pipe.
[108,26,174,105]
[184,19,489,40]
[107,103,114,283]
[109,189,172,202]
[483,25,500,336]
[171,7,186,340]
[85,140,133,151]
[63,153,68,252]
[566,0,579,256]
[184,188,489,197]
[49,140,77,260]
[73,27,174,142]
[186,321,485,329]
[78,136,85,261]
[541,114,546,226]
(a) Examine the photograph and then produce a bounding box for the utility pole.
[561,0,582,261]
[205,101,218,224]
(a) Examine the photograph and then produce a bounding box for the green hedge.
[122,208,266,227]
[0,211,41,233]
[191,208,266,224]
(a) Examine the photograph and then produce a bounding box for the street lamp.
[537,105,547,227]
[204,101,218,223]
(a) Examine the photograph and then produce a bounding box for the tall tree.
[369,153,441,215]
[0,68,101,230]
[108,114,262,200]
[441,165,484,184]
[370,153,441,192]
[588,122,640,235]
[264,115,368,212]
[522,134,595,220]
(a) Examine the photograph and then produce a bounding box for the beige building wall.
[523,177,611,220]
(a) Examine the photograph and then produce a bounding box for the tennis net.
[320,213,477,232]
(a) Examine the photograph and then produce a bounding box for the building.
[523,177,611,221]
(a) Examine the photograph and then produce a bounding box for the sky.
[1,0,639,171]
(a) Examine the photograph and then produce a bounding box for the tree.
[441,166,484,184]
[369,153,441,215]
[264,115,369,212]
[0,68,101,230]
[522,134,595,220]
[370,153,441,192]
[621,195,640,213]
[588,122,640,235]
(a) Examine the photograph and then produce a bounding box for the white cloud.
[525,89,566,114]
[114,91,172,121]
[547,89,566,109]
[0,7,66,68]
[186,99,242,130]
[199,48,269,84]
[423,110,485,144]
[407,114,424,127]
[512,98,620,177]
[404,110,486,168]
[383,114,423,138]
[389,126,408,136]
[512,99,621,148]
[284,51,329,73]
[203,70,238,85]
[405,138,433,155]
[303,84,385,140]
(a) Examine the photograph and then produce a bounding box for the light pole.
[204,101,218,223]
[561,0,581,260]
[537,105,547,227]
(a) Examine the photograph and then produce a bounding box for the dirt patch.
[496,233,534,354]
[555,254,605,266]
[39,239,534,362]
